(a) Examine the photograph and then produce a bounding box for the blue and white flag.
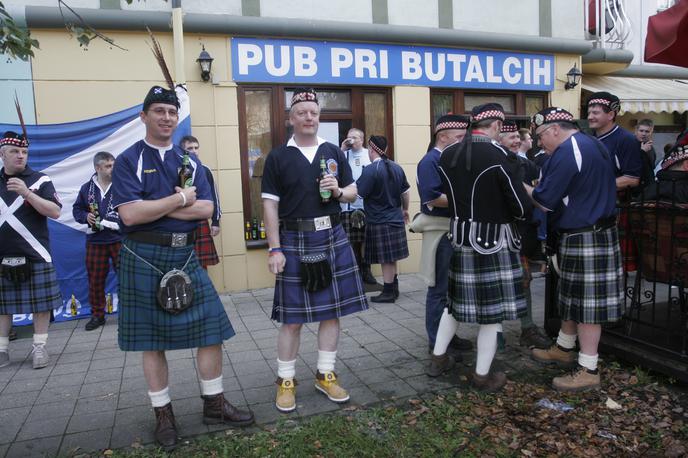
[0,86,191,325]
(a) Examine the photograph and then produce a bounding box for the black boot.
[153,403,179,451]
[393,275,399,300]
[371,282,396,303]
[361,264,379,285]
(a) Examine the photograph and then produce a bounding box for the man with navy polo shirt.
[112,86,253,450]
[587,92,642,191]
[72,151,121,331]
[527,107,623,392]
[262,88,368,413]
[414,114,473,376]
[0,130,62,370]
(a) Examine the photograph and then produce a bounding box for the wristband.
[268,247,283,256]
[336,188,343,199]
[178,192,187,207]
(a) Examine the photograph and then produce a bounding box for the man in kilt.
[527,107,623,391]
[434,103,532,392]
[262,88,368,413]
[112,86,253,450]
[339,128,377,287]
[356,135,410,303]
[180,135,221,269]
[0,130,62,370]
[72,151,121,331]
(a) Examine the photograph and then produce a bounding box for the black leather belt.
[127,230,197,247]
[280,214,341,232]
[559,216,617,235]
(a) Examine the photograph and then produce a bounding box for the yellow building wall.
[28,30,583,293]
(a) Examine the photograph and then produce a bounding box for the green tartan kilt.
[117,238,234,351]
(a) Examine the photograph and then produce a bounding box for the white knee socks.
[277,358,296,379]
[556,330,577,350]
[200,375,223,396]
[475,323,502,376]
[433,308,459,356]
[148,387,171,408]
[0,336,8,353]
[33,333,48,346]
[578,352,599,371]
[317,350,337,373]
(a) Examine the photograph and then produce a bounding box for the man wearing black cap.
[433,104,531,391]
[357,135,410,303]
[646,130,688,202]
[587,91,643,191]
[112,86,254,450]
[262,88,368,413]
[0,131,62,370]
[499,121,551,350]
[527,107,623,391]
[415,114,473,374]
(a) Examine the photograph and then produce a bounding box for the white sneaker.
[0,351,9,368]
[31,344,49,369]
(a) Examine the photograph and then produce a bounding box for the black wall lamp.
[565,64,582,90]
[197,46,214,82]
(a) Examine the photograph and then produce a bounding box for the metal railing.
[584,0,633,49]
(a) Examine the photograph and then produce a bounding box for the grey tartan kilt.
[117,239,234,351]
[340,211,366,244]
[557,226,624,324]
[448,246,526,324]
[0,262,62,314]
[364,223,409,264]
[272,224,368,324]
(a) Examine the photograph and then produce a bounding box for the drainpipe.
[171,0,185,85]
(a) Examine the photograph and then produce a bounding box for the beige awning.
[582,75,688,114]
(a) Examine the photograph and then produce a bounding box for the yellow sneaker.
[314,371,350,403]
[275,377,297,412]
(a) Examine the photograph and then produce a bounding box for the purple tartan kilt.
[340,211,366,244]
[364,223,409,264]
[448,246,526,324]
[0,261,62,314]
[272,224,368,324]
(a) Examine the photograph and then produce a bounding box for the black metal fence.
[545,179,688,381]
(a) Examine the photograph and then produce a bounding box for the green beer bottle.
[179,151,193,188]
[319,156,331,203]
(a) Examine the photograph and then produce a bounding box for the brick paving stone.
[67,410,116,434]
[16,415,68,441]
[51,360,90,376]
[236,370,276,389]
[59,428,112,456]
[367,379,417,400]
[0,390,40,409]
[89,356,125,370]
[35,384,81,405]
[84,367,123,384]
[79,379,121,398]
[74,394,118,415]
[26,399,76,422]
[46,371,87,388]
[6,435,62,458]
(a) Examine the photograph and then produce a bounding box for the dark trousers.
[425,236,452,346]
[86,242,121,317]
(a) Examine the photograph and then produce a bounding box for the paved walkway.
[0,274,547,457]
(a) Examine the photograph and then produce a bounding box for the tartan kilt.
[118,238,234,351]
[194,221,220,268]
[557,226,624,324]
[617,209,637,272]
[448,246,526,324]
[0,262,62,314]
[364,223,409,264]
[273,224,368,324]
[340,211,366,244]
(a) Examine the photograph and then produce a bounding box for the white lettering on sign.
[485,56,502,83]
[447,54,466,81]
[465,55,485,83]
[532,59,551,85]
[379,50,389,79]
[265,45,290,77]
[331,47,353,77]
[294,46,318,77]
[355,49,378,78]
[503,57,521,84]
[402,51,423,80]
[425,52,445,82]
[237,43,263,75]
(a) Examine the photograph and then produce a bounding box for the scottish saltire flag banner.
[0,86,191,326]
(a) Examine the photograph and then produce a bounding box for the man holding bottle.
[262,88,368,413]
[72,151,122,331]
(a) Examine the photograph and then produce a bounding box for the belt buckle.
[170,233,188,247]
[313,216,332,232]
[1,256,26,267]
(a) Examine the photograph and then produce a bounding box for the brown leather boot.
[153,403,179,451]
[426,353,455,377]
[532,344,577,368]
[202,393,255,426]
[469,371,507,392]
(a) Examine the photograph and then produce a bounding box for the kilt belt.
[127,230,197,247]
[280,214,341,232]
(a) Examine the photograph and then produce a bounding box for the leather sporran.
[350,209,366,229]
[156,269,194,315]
[299,252,332,292]
[1,257,31,285]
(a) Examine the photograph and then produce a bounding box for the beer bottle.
[251,218,259,240]
[319,156,332,203]
[245,221,251,241]
[89,202,101,231]
[106,293,113,314]
[70,294,78,316]
[179,151,193,188]
[259,220,266,239]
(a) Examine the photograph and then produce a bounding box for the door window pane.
[364,92,386,138]
[284,90,351,111]
[245,90,273,222]
[432,93,453,125]
[525,95,545,118]
[464,94,514,113]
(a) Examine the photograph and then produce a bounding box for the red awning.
[645,0,688,68]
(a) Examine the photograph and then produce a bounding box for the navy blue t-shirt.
[416,147,449,217]
[357,158,410,225]
[597,124,642,180]
[111,140,212,233]
[73,175,122,244]
[533,132,616,231]
[0,166,62,262]
[261,141,353,219]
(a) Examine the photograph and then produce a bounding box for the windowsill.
[246,239,268,249]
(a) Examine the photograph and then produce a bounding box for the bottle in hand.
[318,156,332,203]
[179,151,194,188]
[89,202,101,231]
